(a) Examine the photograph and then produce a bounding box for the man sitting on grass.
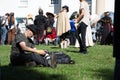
[10,24,57,68]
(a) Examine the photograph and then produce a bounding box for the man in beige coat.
[56,5,71,41]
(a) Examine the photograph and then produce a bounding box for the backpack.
[49,52,75,64]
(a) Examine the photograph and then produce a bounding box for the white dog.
[60,38,70,48]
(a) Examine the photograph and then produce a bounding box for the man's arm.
[75,8,85,23]
[19,41,46,55]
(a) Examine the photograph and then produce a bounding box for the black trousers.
[114,58,120,80]
[75,22,87,52]
[10,53,49,66]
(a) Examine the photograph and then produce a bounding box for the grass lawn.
[0,44,114,80]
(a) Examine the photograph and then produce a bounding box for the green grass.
[0,44,115,80]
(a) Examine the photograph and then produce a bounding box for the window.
[51,0,59,4]
[19,0,28,8]
[87,0,92,13]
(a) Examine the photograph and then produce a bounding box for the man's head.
[27,24,37,36]
[10,12,14,16]
[5,13,9,17]
[104,11,110,17]
[62,5,69,12]
[38,8,43,15]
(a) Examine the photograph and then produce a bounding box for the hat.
[27,24,37,35]
[27,14,33,19]
[104,11,110,17]
[46,12,55,17]
[62,5,69,12]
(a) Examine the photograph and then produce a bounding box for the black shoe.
[79,51,87,54]
[48,52,57,68]
[25,61,37,67]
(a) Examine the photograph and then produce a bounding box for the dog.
[60,38,70,48]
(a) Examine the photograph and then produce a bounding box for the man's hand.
[74,19,78,23]
[19,42,46,55]
[36,50,46,55]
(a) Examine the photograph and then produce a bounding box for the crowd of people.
[0,0,114,67]
[0,9,114,47]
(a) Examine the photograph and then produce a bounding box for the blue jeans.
[1,26,7,45]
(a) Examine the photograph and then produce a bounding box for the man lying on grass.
[9,24,57,68]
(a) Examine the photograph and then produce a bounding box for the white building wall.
[91,0,96,15]
[61,0,80,17]
[0,0,114,19]
[0,0,19,16]
[96,0,114,16]
[0,0,56,18]
[104,0,115,12]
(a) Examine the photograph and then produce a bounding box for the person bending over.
[10,24,56,68]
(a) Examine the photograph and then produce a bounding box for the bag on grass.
[49,52,75,64]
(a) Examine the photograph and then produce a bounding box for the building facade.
[0,0,114,18]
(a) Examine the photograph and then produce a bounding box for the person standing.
[0,13,9,45]
[7,12,16,45]
[98,11,112,45]
[27,14,34,25]
[56,5,71,44]
[74,0,90,54]
[34,8,47,45]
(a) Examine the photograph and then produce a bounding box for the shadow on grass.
[65,49,79,53]
[50,46,60,49]
[1,66,67,80]
[88,68,114,80]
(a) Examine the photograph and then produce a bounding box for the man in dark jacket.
[34,8,47,44]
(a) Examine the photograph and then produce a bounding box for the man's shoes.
[25,61,37,67]
[48,52,57,68]
[79,50,87,54]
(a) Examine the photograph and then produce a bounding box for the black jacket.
[34,14,47,30]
